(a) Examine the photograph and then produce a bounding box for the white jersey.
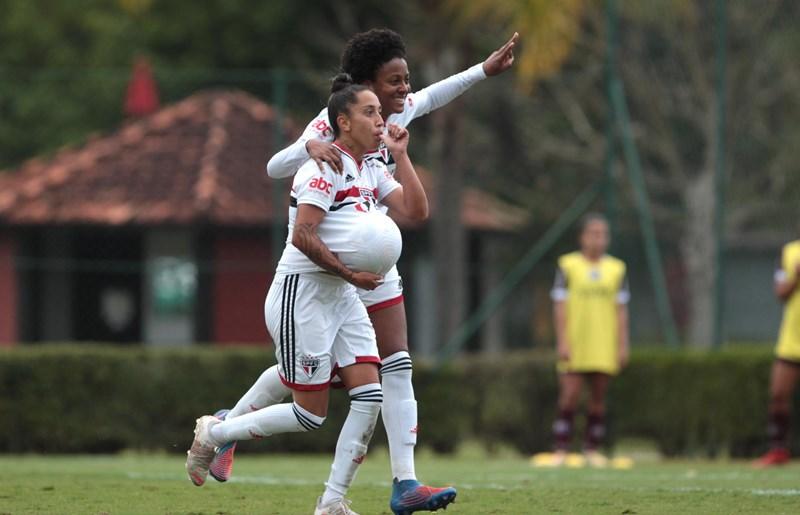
[276,143,401,275]
[266,62,487,182]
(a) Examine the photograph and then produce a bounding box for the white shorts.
[265,273,380,391]
[356,265,404,312]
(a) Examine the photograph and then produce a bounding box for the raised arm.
[292,204,382,290]
[400,32,518,123]
[376,125,428,221]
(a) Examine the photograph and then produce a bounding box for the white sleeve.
[266,108,335,179]
[392,63,487,127]
[550,267,568,301]
[375,165,401,202]
[293,162,338,212]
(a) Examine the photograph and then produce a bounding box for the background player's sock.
[210,402,323,442]
[321,383,382,505]
[226,366,290,419]
[553,409,574,451]
[584,411,606,451]
[380,351,417,481]
[767,410,790,449]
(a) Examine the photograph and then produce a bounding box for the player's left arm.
[376,125,428,221]
[617,271,631,369]
[403,32,518,122]
[774,252,800,302]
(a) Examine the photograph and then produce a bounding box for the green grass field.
[1,447,799,515]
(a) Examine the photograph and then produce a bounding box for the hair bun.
[330,72,355,94]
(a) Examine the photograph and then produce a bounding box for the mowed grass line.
[1,451,799,514]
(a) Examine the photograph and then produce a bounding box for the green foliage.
[1,345,797,457]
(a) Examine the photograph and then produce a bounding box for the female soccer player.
[210,28,517,514]
[187,78,428,515]
[754,237,800,467]
[549,213,630,467]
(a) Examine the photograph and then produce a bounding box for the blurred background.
[1,0,799,457]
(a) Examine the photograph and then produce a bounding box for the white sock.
[211,402,324,443]
[320,383,382,505]
[227,366,290,419]
[380,351,417,481]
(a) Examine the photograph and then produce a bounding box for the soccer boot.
[185,415,221,486]
[314,496,360,515]
[753,447,791,468]
[389,478,457,515]
[209,408,237,482]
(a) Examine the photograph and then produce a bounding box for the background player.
[210,28,517,514]
[549,213,630,467]
[754,234,800,467]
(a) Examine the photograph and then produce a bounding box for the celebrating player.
[187,78,429,515]
[754,236,800,467]
[549,213,630,467]
[209,28,517,514]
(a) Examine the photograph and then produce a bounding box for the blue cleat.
[390,478,457,515]
[209,408,237,483]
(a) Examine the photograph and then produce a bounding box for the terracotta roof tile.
[0,89,525,231]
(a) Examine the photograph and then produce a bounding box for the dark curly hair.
[340,28,407,84]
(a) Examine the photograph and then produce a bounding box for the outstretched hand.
[483,32,519,77]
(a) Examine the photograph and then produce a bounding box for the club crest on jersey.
[300,354,321,378]
[379,146,390,163]
[589,269,601,281]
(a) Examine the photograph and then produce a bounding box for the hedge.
[1,344,798,457]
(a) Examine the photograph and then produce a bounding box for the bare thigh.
[369,302,409,359]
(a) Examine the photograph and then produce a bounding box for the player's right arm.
[266,110,343,178]
[774,247,800,302]
[291,164,381,290]
[551,264,570,361]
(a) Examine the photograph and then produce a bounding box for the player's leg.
[584,372,611,467]
[316,295,383,514]
[360,272,457,514]
[755,359,800,467]
[316,362,383,514]
[553,372,584,462]
[209,365,291,482]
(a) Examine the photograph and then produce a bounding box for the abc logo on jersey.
[309,177,332,194]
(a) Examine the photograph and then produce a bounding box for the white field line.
[124,472,800,496]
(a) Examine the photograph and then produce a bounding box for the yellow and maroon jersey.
[776,240,800,361]
[551,252,629,375]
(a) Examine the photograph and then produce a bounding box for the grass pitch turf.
[1,449,799,514]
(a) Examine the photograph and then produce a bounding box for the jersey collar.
[332,142,363,171]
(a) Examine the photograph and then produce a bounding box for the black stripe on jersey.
[329,201,357,212]
[380,356,413,376]
[289,196,297,207]
[350,387,384,403]
[292,403,322,431]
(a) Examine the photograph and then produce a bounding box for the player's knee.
[380,351,413,379]
[292,402,326,432]
[349,383,383,420]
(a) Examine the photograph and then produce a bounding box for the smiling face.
[336,89,385,153]
[366,57,410,118]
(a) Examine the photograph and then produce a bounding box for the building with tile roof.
[0,89,526,350]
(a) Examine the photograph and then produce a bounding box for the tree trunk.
[681,169,716,347]
[429,107,468,352]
